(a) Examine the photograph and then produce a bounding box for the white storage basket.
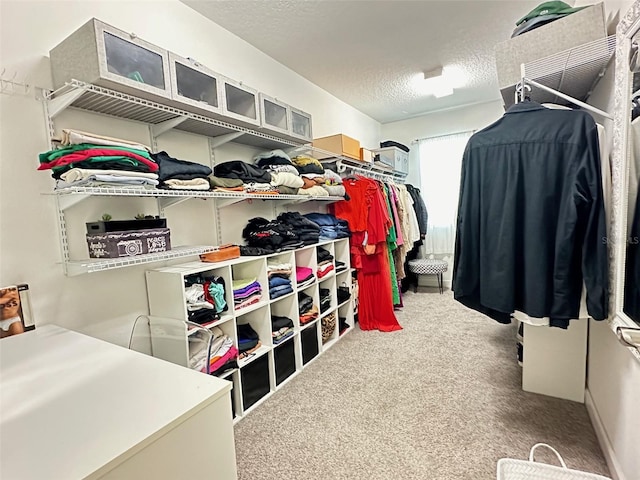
[497,444,611,480]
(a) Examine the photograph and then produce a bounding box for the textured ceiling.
[183,0,544,124]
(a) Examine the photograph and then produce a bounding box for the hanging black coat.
[452,101,608,328]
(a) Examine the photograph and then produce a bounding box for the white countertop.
[0,325,231,480]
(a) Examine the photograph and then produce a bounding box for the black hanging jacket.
[452,101,608,328]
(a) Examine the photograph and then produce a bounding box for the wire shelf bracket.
[150,116,189,137]
[514,34,616,112]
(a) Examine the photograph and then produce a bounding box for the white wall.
[0,0,380,346]
[582,1,640,480]
[380,100,505,187]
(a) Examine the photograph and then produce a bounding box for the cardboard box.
[86,228,171,258]
[313,134,360,160]
[359,148,374,164]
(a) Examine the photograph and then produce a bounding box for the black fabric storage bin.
[301,324,319,365]
[241,354,270,410]
[274,338,296,385]
[229,381,236,419]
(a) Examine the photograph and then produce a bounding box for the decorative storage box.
[86,228,171,259]
[313,134,360,160]
[259,93,290,136]
[168,53,223,116]
[221,77,261,127]
[86,218,167,234]
[50,18,172,101]
[289,107,313,142]
[494,3,606,107]
[373,146,409,174]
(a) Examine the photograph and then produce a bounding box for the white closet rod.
[521,76,613,120]
[336,160,402,183]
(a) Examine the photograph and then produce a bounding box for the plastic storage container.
[221,77,261,127]
[50,18,171,101]
[290,107,313,142]
[168,53,223,116]
[259,93,290,136]
[372,146,409,174]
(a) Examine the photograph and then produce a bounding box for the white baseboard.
[585,388,626,480]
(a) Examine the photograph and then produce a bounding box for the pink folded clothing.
[296,266,314,284]
[206,346,239,374]
[235,293,262,310]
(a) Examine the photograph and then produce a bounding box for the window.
[418,131,473,255]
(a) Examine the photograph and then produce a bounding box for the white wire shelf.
[64,245,218,276]
[52,186,344,210]
[237,344,272,369]
[509,35,616,108]
[45,80,307,150]
[287,145,408,182]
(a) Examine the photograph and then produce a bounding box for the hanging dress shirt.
[453,101,608,328]
[512,104,611,326]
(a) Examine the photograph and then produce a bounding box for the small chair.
[407,259,448,294]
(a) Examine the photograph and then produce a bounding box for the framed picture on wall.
[0,284,35,339]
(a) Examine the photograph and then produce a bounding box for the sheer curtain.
[419,131,473,255]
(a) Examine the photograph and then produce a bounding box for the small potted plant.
[86,213,167,234]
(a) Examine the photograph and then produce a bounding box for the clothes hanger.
[520,76,612,120]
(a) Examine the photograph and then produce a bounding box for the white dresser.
[0,325,237,480]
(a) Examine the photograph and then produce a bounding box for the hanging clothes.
[401,183,428,293]
[453,101,608,329]
[381,183,400,306]
[333,176,402,332]
[514,104,612,327]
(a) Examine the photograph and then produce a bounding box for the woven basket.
[497,444,611,480]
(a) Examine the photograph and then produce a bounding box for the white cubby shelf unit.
[145,237,354,422]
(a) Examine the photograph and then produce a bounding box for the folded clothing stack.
[269,275,293,300]
[277,212,320,245]
[268,261,293,300]
[292,155,329,197]
[335,260,347,272]
[321,169,346,197]
[242,217,302,253]
[242,212,320,254]
[151,151,212,190]
[296,266,315,288]
[184,274,228,325]
[319,287,332,314]
[317,247,335,279]
[298,291,319,325]
[191,326,238,375]
[214,160,276,194]
[39,129,160,189]
[237,323,262,360]
[304,213,351,240]
[233,277,263,310]
[254,149,304,195]
[271,315,294,344]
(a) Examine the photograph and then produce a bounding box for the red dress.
[333,177,402,332]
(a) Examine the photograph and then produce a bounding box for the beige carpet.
[234,289,609,480]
